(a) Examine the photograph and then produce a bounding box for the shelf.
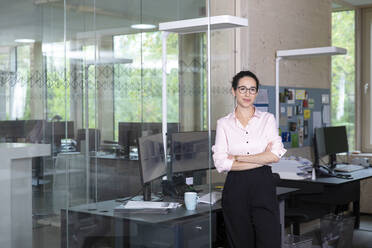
[159,15,248,34]
[276,46,347,59]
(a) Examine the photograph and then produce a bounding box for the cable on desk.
[335,174,353,180]
[319,158,327,165]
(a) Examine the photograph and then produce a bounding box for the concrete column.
[0,82,5,120]
[210,0,237,129]
[29,42,45,119]
[240,0,332,88]
[179,33,204,131]
[8,48,16,120]
[0,47,13,120]
[69,41,84,132]
[97,36,115,141]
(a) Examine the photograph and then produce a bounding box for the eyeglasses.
[237,86,258,95]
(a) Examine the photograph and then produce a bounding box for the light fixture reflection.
[131,0,156,30]
[131,24,156,30]
[15,39,35,43]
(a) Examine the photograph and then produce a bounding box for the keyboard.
[334,164,365,172]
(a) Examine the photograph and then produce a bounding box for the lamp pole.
[275,57,282,128]
[162,31,170,180]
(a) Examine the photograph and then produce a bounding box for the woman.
[212,71,286,248]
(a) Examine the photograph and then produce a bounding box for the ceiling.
[0,0,205,47]
[1,0,372,48]
[333,0,372,9]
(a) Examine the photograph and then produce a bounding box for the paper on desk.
[270,160,304,172]
[198,191,222,205]
[274,172,306,180]
[270,160,306,180]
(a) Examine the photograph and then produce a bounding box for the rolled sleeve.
[212,120,234,173]
[212,145,234,173]
[266,114,287,159]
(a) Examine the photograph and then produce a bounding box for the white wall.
[240,0,332,89]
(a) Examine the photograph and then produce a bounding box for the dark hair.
[231,71,260,91]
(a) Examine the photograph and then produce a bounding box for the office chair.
[272,173,329,235]
[272,173,308,234]
[285,208,311,235]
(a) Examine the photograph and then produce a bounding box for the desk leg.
[114,219,123,248]
[173,225,182,248]
[115,219,131,248]
[279,199,285,248]
[353,200,360,229]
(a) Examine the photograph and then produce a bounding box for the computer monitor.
[77,129,101,152]
[323,126,348,168]
[141,122,179,136]
[313,127,327,167]
[313,126,348,169]
[118,122,142,149]
[0,120,26,141]
[45,121,74,147]
[171,131,216,174]
[118,122,179,157]
[137,133,166,200]
[0,120,45,143]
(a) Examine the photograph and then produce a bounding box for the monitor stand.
[130,182,162,202]
[329,154,337,171]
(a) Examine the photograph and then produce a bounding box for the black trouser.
[222,165,281,248]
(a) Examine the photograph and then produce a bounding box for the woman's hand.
[227,154,235,161]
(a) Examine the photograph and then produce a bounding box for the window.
[83,45,97,128]
[362,8,372,152]
[43,42,71,121]
[15,45,31,119]
[113,32,179,139]
[331,10,355,150]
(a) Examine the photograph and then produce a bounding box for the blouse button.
[246,132,248,134]
[246,141,249,143]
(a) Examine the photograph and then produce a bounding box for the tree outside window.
[332,10,355,150]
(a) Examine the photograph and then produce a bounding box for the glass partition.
[0,0,218,247]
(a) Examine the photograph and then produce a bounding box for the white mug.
[184,192,198,210]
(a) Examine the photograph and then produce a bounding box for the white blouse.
[212,109,286,173]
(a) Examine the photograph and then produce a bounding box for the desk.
[52,153,87,214]
[89,156,142,201]
[90,155,206,202]
[61,186,297,248]
[348,154,372,213]
[0,143,50,248]
[278,167,372,229]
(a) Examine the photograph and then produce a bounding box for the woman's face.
[232,76,258,109]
